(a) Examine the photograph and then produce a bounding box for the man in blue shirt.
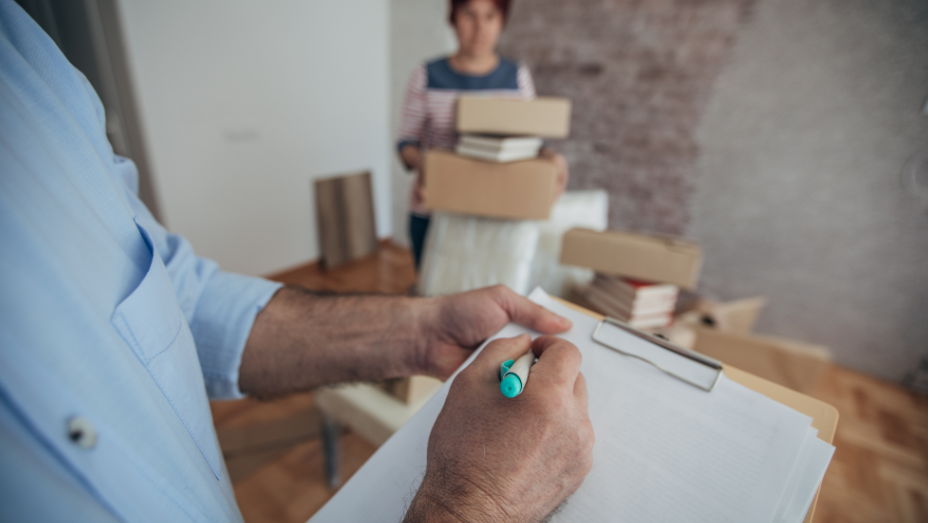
[0,1,593,521]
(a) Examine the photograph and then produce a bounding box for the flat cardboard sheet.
[560,228,703,289]
[314,171,378,269]
[456,96,572,138]
[424,150,558,220]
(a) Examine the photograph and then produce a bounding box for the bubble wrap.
[418,191,609,297]
[418,213,540,296]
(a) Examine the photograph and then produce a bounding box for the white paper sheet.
[309,289,831,523]
[771,427,820,522]
[779,435,835,523]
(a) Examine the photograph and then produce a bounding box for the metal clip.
[591,317,724,392]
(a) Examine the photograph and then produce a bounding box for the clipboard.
[554,297,838,523]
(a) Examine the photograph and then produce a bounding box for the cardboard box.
[690,327,831,393]
[456,96,572,138]
[559,228,703,289]
[690,296,768,334]
[424,150,558,220]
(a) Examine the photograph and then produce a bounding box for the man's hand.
[405,334,594,522]
[239,284,570,399]
[415,285,572,379]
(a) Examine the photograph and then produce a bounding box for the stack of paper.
[310,289,834,523]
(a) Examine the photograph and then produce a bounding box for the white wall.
[389,0,455,247]
[117,0,392,276]
[690,0,928,381]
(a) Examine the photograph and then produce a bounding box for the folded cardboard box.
[684,296,768,334]
[559,228,702,289]
[456,96,571,138]
[424,149,558,220]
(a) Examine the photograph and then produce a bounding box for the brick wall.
[500,0,754,235]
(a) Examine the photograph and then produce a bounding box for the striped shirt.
[397,57,536,216]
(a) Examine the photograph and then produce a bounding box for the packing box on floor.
[559,228,703,289]
[686,296,768,334]
[455,96,572,138]
[424,150,558,220]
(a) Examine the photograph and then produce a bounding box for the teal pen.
[498,351,535,398]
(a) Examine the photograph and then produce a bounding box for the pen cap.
[499,359,515,381]
[499,351,534,398]
[500,374,523,398]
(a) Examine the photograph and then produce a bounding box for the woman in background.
[397,0,569,269]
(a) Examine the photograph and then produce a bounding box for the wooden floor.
[211,242,928,523]
[812,368,928,522]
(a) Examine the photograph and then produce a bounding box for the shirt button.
[66,416,98,450]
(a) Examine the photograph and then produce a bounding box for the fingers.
[530,335,583,388]
[467,334,532,378]
[491,286,572,334]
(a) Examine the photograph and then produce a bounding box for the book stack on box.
[559,228,704,331]
[581,274,679,330]
[424,96,572,220]
[455,135,544,163]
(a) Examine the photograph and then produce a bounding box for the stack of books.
[580,274,679,330]
[455,135,543,163]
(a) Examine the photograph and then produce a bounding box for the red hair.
[449,0,512,25]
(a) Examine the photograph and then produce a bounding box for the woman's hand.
[401,144,424,172]
[413,162,427,208]
[539,147,570,196]
[412,174,428,208]
[401,144,428,206]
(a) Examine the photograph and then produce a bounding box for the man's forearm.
[239,286,433,398]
